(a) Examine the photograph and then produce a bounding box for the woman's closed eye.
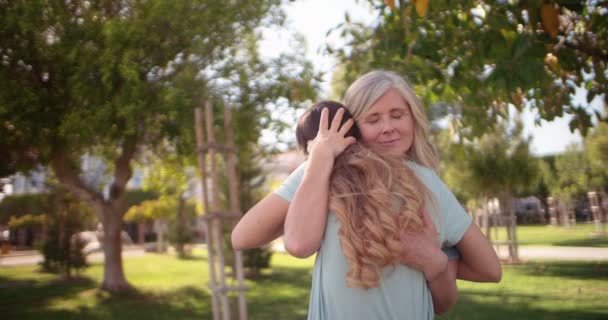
[391,110,406,119]
[365,116,380,124]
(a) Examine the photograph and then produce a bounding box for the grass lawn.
[491,223,608,247]
[442,260,608,320]
[1,252,607,320]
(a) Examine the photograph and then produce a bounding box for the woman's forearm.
[456,224,502,282]
[283,154,334,258]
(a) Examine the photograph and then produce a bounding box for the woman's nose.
[380,118,395,134]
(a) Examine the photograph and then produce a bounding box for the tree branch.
[563,41,608,61]
[109,137,139,202]
[51,148,105,212]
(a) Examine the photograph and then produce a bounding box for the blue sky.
[261,0,604,156]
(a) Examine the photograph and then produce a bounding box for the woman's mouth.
[378,139,399,145]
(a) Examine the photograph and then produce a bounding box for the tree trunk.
[100,206,134,292]
[547,196,559,226]
[155,219,166,253]
[558,200,569,227]
[499,191,519,262]
[137,221,145,244]
[176,196,185,257]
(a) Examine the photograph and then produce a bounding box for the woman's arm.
[433,172,502,283]
[455,224,502,282]
[231,193,289,250]
[283,108,356,258]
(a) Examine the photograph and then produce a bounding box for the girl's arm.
[231,193,289,250]
[455,224,502,282]
[283,108,356,258]
[282,151,334,257]
[397,210,458,314]
[233,107,355,255]
[429,260,458,315]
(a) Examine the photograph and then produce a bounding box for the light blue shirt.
[275,161,472,320]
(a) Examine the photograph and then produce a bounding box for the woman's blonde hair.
[344,70,439,172]
[329,145,433,289]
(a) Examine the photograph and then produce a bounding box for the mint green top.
[275,161,472,320]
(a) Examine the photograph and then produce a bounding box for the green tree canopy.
[439,117,539,203]
[329,0,607,136]
[551,144,590,200]
[0,193,52,224]
[584,122,608,190]
[0,0,318,292]
[124,198,180,222]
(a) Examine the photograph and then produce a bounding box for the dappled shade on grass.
[439,261,608,320]
[1,253,606,320]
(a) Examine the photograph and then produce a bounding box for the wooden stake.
[224,106,248,320]
[195,106,220,320]
[205,101,231,320]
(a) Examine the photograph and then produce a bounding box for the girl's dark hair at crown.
[296,100,361,155]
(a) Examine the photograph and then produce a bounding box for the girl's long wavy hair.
[330,145,433,288]
[297,101,435,289]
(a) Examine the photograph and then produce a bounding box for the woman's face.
[356,88,414,155]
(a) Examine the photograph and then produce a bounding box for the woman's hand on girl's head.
[396,208,447,281]
[307,107,357,162]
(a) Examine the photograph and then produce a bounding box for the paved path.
[0,245,146,267]
[495,245,608,261]
[1,245,607,267]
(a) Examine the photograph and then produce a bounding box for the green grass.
[1,253,607,320]
[490,223,608,247]
[0,252,315,320]
[440,261,608,320]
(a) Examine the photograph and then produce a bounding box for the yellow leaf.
[416,0,429,17]
[541,4,559,38]
[385,0,395,10]
[544,52,558,70]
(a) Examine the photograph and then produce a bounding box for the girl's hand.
[307,107,356,162]
[396,208,447,282]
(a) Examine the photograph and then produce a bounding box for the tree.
[554,144,590,199]
[543,144,590,224]
[0,0,317,292]
[329,0,607,136]
[198,33,319,276]
[0,193,52,225]
[124,197,192,254]
[438,117,538,259]
[585,122,608,190]
[440,118,538,201]
[137,152,198,257]
[0,188,95,277]
[40,187,95,278]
